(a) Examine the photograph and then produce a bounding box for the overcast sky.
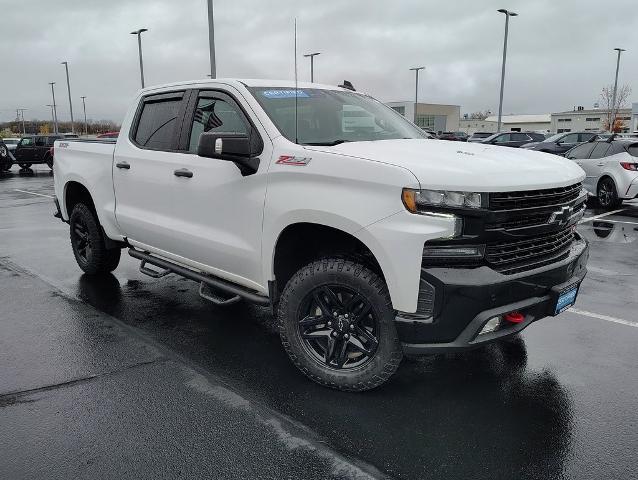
[1,0,637,123]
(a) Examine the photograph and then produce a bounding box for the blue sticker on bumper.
[555,287,578,314]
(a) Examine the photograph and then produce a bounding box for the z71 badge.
[276,155,311,166]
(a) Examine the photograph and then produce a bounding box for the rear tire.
[597,177,622,210]
[46,156,53,169]
[278,258,402,392]
[69,203,121,275]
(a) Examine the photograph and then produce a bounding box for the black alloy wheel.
[298,285,379,370]
[71,216,92,263]
[19,163,30,169]
[597,177,621,209]
[69,203,121,275]
[277,258,402,391]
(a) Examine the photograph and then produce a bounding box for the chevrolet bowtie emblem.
[548,206,573,226]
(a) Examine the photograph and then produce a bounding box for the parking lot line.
[568,307,638,328]
[579,208,626,224]
[13,189,54,199]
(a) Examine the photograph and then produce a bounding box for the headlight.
[402,188,484,212]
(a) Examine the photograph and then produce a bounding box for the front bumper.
[397,234,589,354]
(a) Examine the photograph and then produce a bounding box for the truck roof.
[140,78,358,95]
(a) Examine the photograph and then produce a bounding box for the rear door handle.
[174,168,193,178]
[116,162,130,169]
[596,163,604,167]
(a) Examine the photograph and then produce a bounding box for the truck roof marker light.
[504,312,524,324]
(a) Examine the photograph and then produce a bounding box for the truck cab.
[53,79,589,391]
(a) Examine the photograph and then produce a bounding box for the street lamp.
[46,105,55,132]
[496,8,518,133]
[48,82,59,135]
[130,28,148,88]
[207,0,216,79]
[611,47,626,132]
[61,61,75,133]
[80,96,88,136]
[303,52,321,82]
[409,66,425,124]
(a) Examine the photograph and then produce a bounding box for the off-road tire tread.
[277,257,402,392]
[70,203,121,275]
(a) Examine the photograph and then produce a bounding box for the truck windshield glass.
[248,87,427,145]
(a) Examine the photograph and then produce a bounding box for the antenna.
[294,18,299,144]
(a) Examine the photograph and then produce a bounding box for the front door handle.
[116,162,130,169]
[596,163,605,167]
[174,168,193,178]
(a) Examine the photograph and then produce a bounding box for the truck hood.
[314,139,585,191]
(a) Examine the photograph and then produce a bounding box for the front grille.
[489,183,582,211]
[486,227,574,274]
[487,201,586,231]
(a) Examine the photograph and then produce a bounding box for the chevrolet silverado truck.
[53,79,589,391]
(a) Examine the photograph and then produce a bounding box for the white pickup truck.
[53,79,589,391]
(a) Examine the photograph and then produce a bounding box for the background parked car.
[0,139,14,172]
[467,132,493,143]
[438,131,468,142]
[2,137,21,154]
[14,134,62,169]
[565,138,638,209]
[480,131,545,148]
[522,131,598,156]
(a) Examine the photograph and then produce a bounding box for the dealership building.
[459,114,551,135]
[550,107,633,133]
[386,101,460,133]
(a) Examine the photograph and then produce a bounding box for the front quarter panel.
[262,138,426,309]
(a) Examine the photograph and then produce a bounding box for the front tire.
[278,258,402,391]
[597,177,622,210]
[69,203,121,275]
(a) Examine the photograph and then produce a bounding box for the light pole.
[48,82,59,134]
[61,61,75,133]
[80,96,88,136]
[496,8,518,133]
[611,47,626,132]
[409,66,425,124]
[303,52,321,82]
[207,0,216,78]
[46,105,55,132]
[130,28,148,88]
[17,109,27,134]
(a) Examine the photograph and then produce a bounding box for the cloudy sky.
[1,0,637,124]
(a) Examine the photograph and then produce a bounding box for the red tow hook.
[504,312,525,324]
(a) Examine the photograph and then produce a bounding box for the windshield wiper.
[302,139,350,146]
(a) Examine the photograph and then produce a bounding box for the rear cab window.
[133,91,186,151]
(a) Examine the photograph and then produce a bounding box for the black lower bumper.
[397,235,589,354]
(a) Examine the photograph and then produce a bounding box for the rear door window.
[628,144,638,158]
[590,143,611,159]
[133,92,185,150]
[566,143,595,159]
[511,133,529,142]
[493,134,511,143]
[35,137,46,147]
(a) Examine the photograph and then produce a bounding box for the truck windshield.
[248,87,427,145]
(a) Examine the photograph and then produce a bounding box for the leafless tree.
[600,84,632,132]
[468,110,492,120]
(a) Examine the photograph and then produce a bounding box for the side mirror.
[198,132,261,175]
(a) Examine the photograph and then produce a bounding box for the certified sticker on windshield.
[262,90,309,99]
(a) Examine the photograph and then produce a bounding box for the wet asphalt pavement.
[1,165,637,479]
